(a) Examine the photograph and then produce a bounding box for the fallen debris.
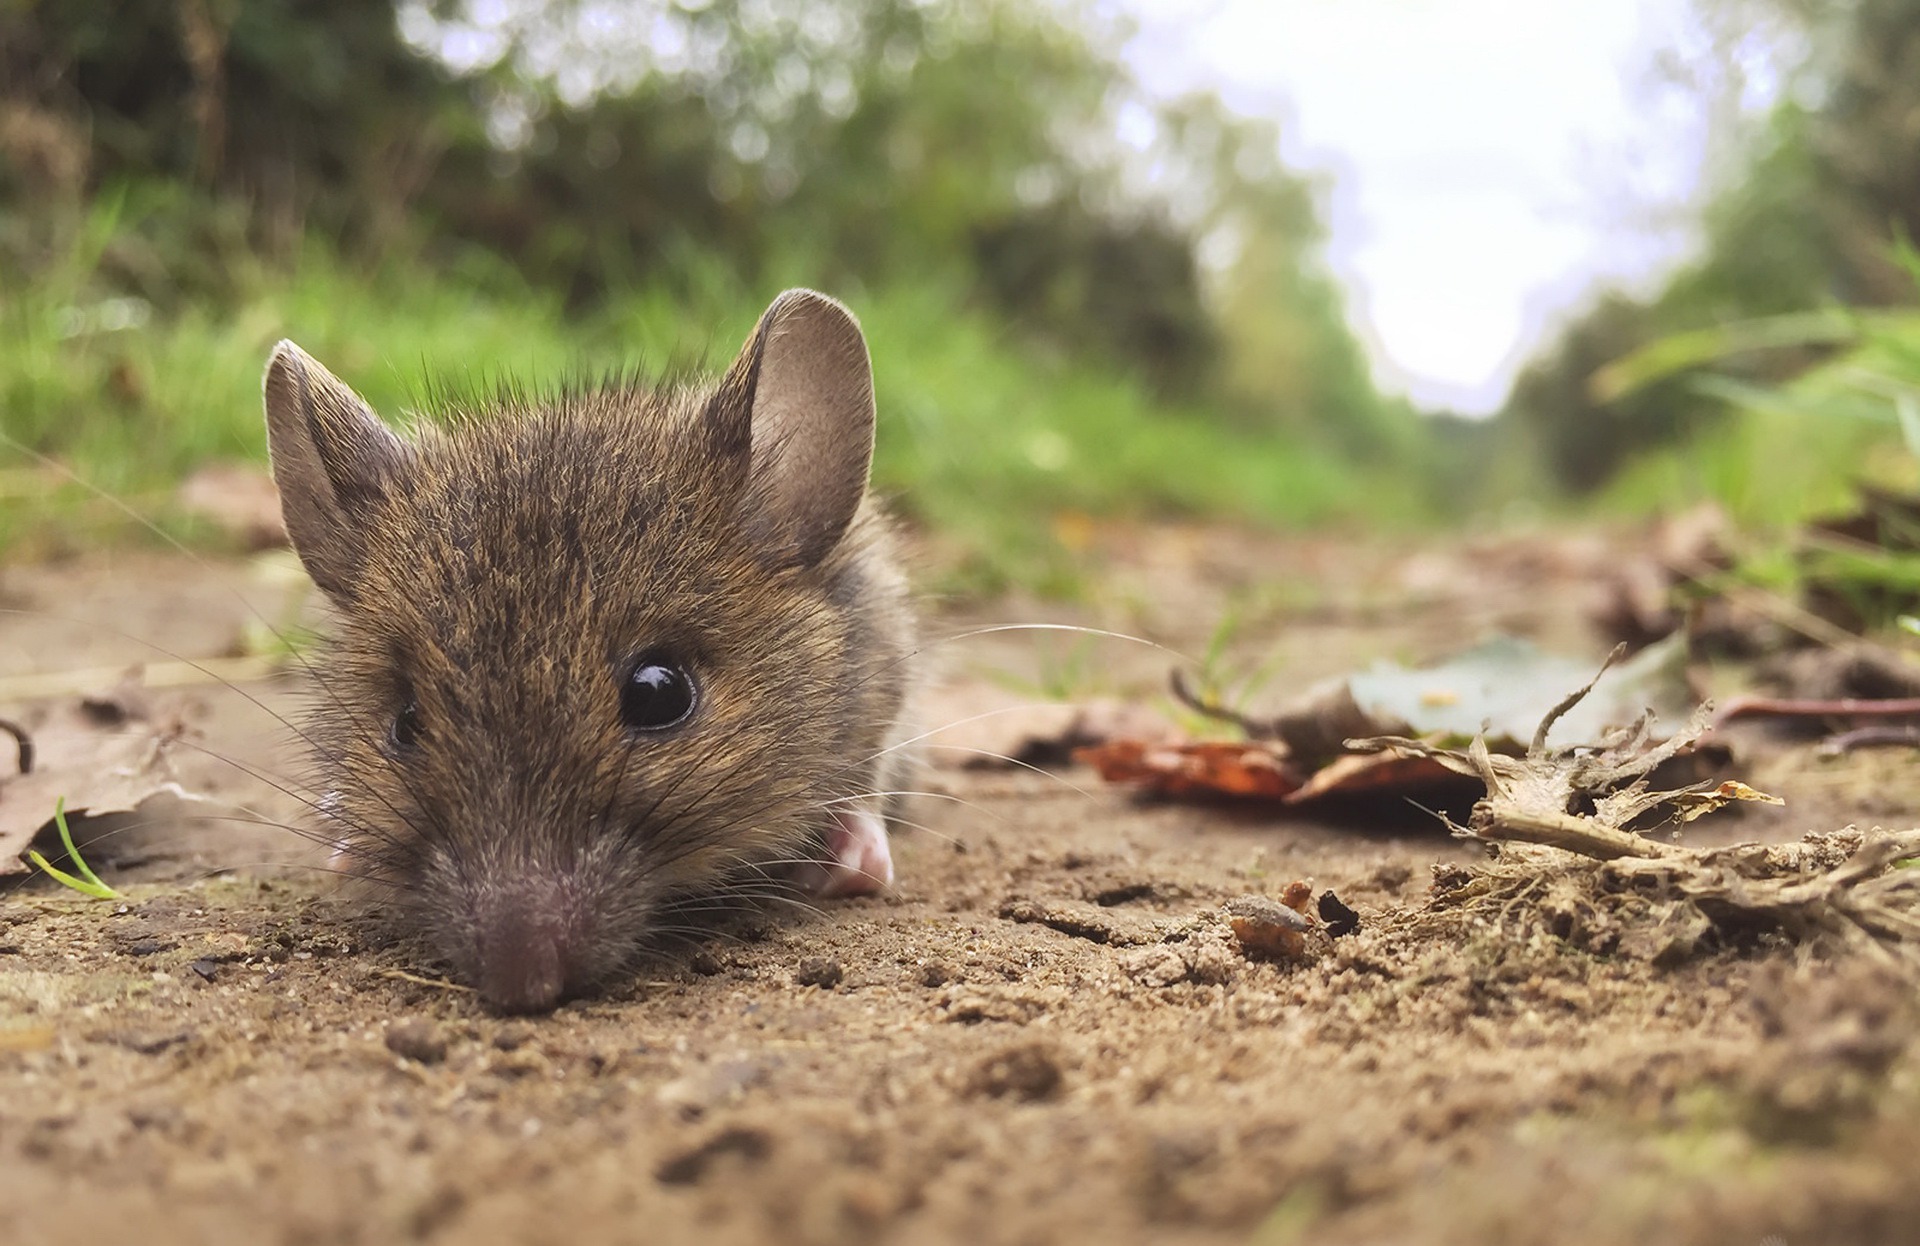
[1357,649,1920,964]
[1224,882,1327,962]
[1,690,222,878]
[1073,738,1301,800]
[1180,634,1693,769]
[384,1018,449,1065]
[1080,636,1701,811]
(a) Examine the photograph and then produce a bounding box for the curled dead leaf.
[1073,739,1302,800]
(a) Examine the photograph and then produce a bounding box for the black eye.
[621,654,696,730]
[388,699,422,752]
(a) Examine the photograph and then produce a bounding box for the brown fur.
[265,292,915,1011]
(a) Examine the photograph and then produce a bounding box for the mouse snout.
[469,881,589,1014]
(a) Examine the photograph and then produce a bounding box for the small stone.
[189,959,219,983]
[917,960,954,988]
[1224,895,1317,961]
[492,1024,533,1052]
[385,1018,449,1064]
[794,957,844,989]
[1121,945,1191,989]
[965,1042,1064,1102]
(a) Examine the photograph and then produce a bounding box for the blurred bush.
[1504,0,1920,499]
[0,0,1438,582]
[0,0,1407,442]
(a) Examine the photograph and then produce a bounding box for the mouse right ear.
[262,341,412,600]
[705,290,876,569]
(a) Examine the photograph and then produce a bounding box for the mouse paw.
[805,808,894,898]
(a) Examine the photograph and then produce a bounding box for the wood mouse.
[262,289,916,1013]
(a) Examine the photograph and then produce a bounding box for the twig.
[1168,668,1277,738]
[373,968,476,994]
[1469,796,1691,860]
[1669,551,1866,650]
[1715,694,1920,726]
[0,718,32,776]
[1533,643,1626,755]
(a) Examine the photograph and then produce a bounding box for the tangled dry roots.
[1354,647,1920,966]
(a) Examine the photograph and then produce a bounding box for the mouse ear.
[707,289,876,569]
[262,341,412,600]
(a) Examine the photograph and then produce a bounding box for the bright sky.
[1120,0,1724,414]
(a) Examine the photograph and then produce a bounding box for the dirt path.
[2,531,1916,1246]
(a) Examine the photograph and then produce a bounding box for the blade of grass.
[26,797,123,900]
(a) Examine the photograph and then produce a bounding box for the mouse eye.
[388,699,423,752]
[621,654,696,731]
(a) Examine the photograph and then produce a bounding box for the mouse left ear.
[263,341,413,601]
[705,289,876,569]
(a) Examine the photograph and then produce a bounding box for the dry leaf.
[0,698,218,876]
[1073,739,1302,800]
[1281,750,1472,806]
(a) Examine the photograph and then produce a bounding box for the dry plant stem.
[1531,642,1626,753]
[1167,668,1277,739]
[1715,695,1920,726]
[1470,797,1690,860]
[1819,724,1920,754]
[0,654,283,703]
[373,969,476,994]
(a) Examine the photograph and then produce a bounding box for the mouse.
[261,289,917,1013]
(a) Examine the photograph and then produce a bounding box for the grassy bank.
[1,190,1423,594]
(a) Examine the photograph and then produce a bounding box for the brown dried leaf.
[1073,739,1302,800]
[0,701,217,876]
[1666,779,1787,825]
[1280,749,1473,805]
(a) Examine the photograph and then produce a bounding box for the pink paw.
[806,808,894,898]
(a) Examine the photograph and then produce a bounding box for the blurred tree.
[0,0,469,242]
[1504,0,1920,491]
[1,0,1414,462]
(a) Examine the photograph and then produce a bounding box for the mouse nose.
[472,890,578,1013]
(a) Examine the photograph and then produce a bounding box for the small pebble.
[794,957,844,989]
[385,1018,449,1064]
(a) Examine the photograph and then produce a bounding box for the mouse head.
[263,290,893,1012]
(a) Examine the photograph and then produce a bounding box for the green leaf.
[1343,634,1693,748]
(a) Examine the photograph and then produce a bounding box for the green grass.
[1597,241,1920,533]
[28,798,124,900]
[2,187,1425,594]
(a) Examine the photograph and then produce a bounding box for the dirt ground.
[2,527,1918,1246]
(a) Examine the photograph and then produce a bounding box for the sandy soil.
[2,529,1917,1246]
